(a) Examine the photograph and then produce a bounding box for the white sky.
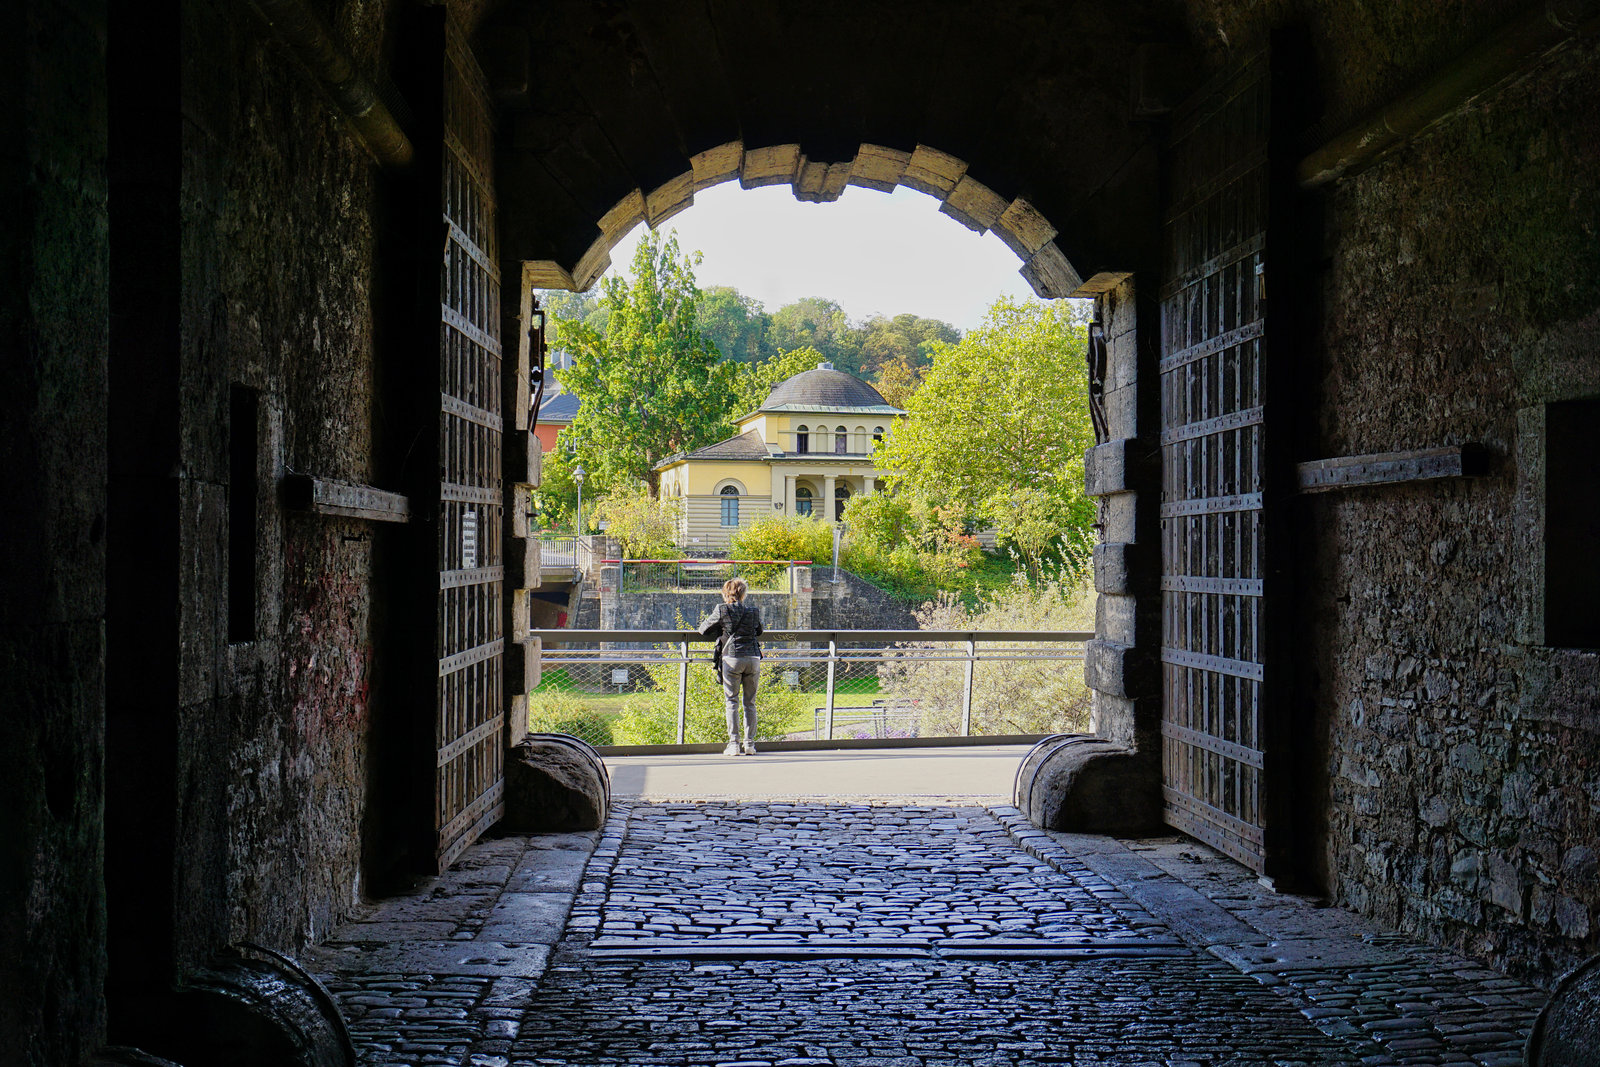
[600,183,1033,332]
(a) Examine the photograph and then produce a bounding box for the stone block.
[691,141,745,190]
[740,143,801,188]
[899,145,966,197]
[1014,735,1162,834]
[1083,638,1157,699]
[505,637,540,693]
[1093,541,1157,596]
[1100,492,1138,544]
[793,158,850,203]
[645,171,694,226]
[940,174,1007,233]
[847,143,910,192]
[1102,382,1139,440]
[1089,692,1149,748]
[597,188,645,241]
[502,734,610,832]
[1019,242,1083,298]
[571,236,612,291]
[505,536,537,589]
[1085,437,1156,498]
[994,197,1057,259]
[1094,592,1142,647]
[505,428,538,490]
[478,891,572,943]
[510,590,531,642]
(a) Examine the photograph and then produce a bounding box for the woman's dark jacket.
[698,601,764,658]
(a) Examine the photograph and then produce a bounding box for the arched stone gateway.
[520,140,1086,300]
[9,0,1600,1059]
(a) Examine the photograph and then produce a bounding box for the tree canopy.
[730,345,829,416]
[875,297,1096,576]
[553,231,737,494]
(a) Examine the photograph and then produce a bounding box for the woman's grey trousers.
[721,655,760,741]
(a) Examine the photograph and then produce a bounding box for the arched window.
[834,482,852,521]
[872,425,885,444]
[795,485,813,517]
[835,426,847,454]
[720,485,740,527]
[795,424,809,454]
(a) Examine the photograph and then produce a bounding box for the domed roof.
[761,365,895,411]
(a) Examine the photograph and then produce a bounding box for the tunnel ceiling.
[473,0,1198,293]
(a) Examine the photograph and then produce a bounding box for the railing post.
[961,636,976,737]
[824,638,838,741]
[677,638,689,745]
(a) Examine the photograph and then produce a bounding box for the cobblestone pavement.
[311,800,1547,1066]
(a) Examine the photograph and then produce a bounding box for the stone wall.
[596,567,919,634]
[808,568,922,633]
[96,0,397,1029]
[202,0,385,956]
[1301,36,1600,983]
[0,2,110,1059]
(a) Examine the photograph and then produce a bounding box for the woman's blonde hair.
[721,577,748,603]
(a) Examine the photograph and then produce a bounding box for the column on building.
[784,472,797,515]
[822,474,837,522]
[863,474,876,496]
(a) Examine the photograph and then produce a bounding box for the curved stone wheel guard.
[1014,734,1163,835]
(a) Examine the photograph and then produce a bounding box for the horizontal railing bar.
[527,629,1095,643]
[539,652,1086,663]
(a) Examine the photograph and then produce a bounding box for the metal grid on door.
[1158,58,1271,872]
[435,29,505,872]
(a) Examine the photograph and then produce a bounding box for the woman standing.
[698,577,764,756]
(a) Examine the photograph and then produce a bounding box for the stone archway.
[521,140,1086,300]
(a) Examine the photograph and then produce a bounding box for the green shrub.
[730,514,834,585]
[878,570,1096,736]
[590,483,682,558]
[610,655,816,745]
[526,691,617,747]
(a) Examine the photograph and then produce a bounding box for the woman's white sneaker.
[723,741,741,757]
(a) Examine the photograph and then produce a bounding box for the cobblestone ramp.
[320,800,1545,1066]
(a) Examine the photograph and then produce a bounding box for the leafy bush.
[879,570,1095,737]
[591,483,683,558]
[610,656,816,745]
[729,514,834,585]
[526,692,617,747]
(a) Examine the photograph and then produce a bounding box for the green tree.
[555,230,738,495]
[697,286,771,363]
[731,345,828,416]
[876,296,1096,570]
[872,354,923,409]
[767,297,864,375]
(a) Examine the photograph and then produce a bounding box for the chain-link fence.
[524,629,1092,751]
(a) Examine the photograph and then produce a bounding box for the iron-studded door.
[1159,57,1276,873]
[434,30,504,871]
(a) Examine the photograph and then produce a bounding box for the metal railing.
[538,535,606,581]
[524,628,1093,752]
[538,535,580,580]
[610,559,809,595]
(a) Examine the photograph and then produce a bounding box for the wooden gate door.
[1159,56,1277,873]
[433,29,505,871]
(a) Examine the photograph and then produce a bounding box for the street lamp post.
[573,464,586,537]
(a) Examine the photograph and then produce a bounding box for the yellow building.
[654,363,905,549]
